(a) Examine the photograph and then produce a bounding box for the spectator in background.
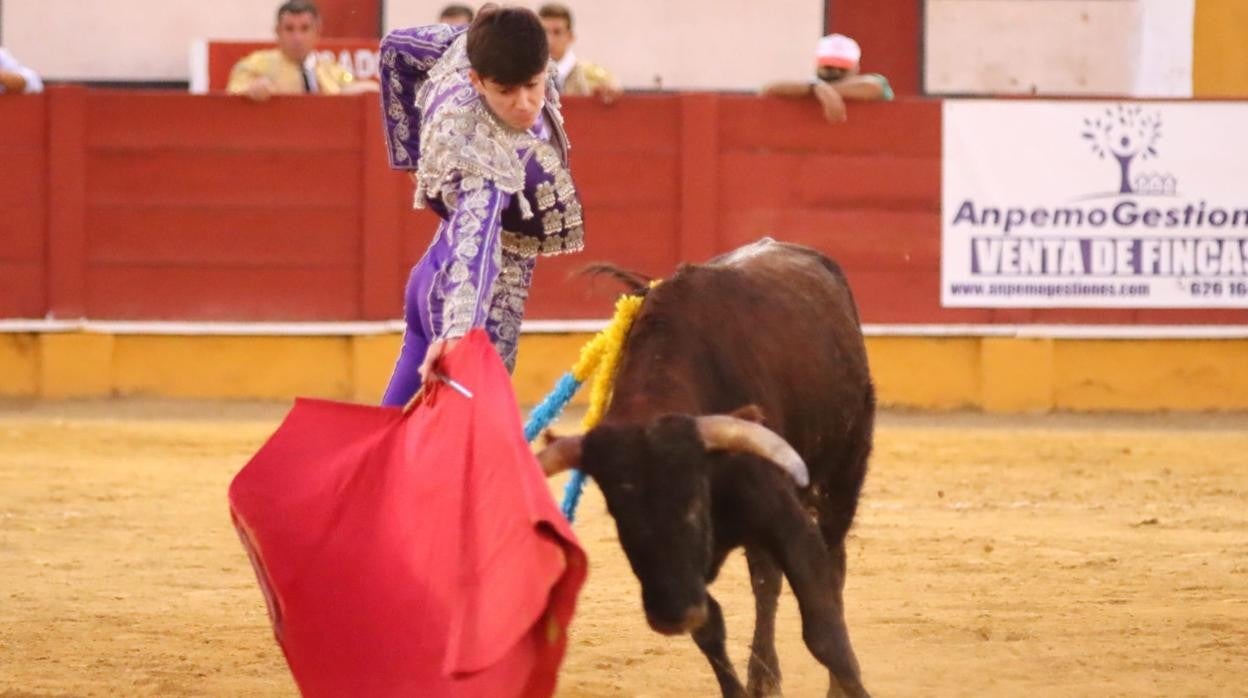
[438,4,475,26]
[228,0,378,101]
[0,47,43,95]
[761,33,892,123]
[537,3,620,103]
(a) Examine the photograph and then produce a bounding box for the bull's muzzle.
[646,602,709,636]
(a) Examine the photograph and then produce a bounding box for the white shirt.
[301,53,320,94]
[0,48,43,94]
[553,51,577,90]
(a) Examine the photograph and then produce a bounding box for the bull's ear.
[728,404,766,425]
[535,434,584,478]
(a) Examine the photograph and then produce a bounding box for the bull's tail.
[578,264,653,296]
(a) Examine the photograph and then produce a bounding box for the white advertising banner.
[925,0,1194,97]
[942,100,1248,308]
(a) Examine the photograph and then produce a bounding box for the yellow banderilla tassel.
[572,284,654,430]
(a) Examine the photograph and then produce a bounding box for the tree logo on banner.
[1081,104,1174,197]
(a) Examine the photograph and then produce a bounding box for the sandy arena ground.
[1,399,1246,697]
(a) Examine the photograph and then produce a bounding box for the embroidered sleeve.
[379,24,464,170]
[432,173,513,340]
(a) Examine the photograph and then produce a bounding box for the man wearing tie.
[227,0,377,101]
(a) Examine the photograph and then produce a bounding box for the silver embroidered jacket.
[379,24,584,341]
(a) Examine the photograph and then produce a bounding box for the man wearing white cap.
[762,33,892,122]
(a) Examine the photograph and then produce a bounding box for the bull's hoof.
[746,667,782,697]
[746,652,782,697]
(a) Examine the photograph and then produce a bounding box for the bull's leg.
[817,515,851,600]
[775,524,870,698]
[809,540,868,698]
[744,545,783,697]
[691,593,747,698]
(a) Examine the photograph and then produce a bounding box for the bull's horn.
[536,435,584,478]
[695,415,810,488]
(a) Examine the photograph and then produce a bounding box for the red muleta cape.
[228,329,587,697]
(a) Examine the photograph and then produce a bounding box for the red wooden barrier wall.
[2,87,1244,325]
[0,97,47,318]
[77,90,373,320]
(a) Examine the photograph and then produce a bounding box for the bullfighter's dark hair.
[467,6,550,86]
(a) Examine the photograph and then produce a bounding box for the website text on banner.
[942,101,1248,309]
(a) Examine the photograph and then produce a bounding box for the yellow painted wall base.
[980,337,1054,413]
[0,334,39,398]
[1194,0,1248,98]
[865,336,981,410]
[1,332,1246,412]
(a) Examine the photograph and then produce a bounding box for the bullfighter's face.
[469,69,546,132]
[580,416,715,636]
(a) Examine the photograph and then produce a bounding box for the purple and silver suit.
[378,24,584,406]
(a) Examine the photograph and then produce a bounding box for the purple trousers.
[380,241,534,406]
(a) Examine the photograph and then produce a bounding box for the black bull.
[539,239,875,698]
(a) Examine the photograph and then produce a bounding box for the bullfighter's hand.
[418,337,461,385]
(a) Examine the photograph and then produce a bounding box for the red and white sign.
[190,38,380,93]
